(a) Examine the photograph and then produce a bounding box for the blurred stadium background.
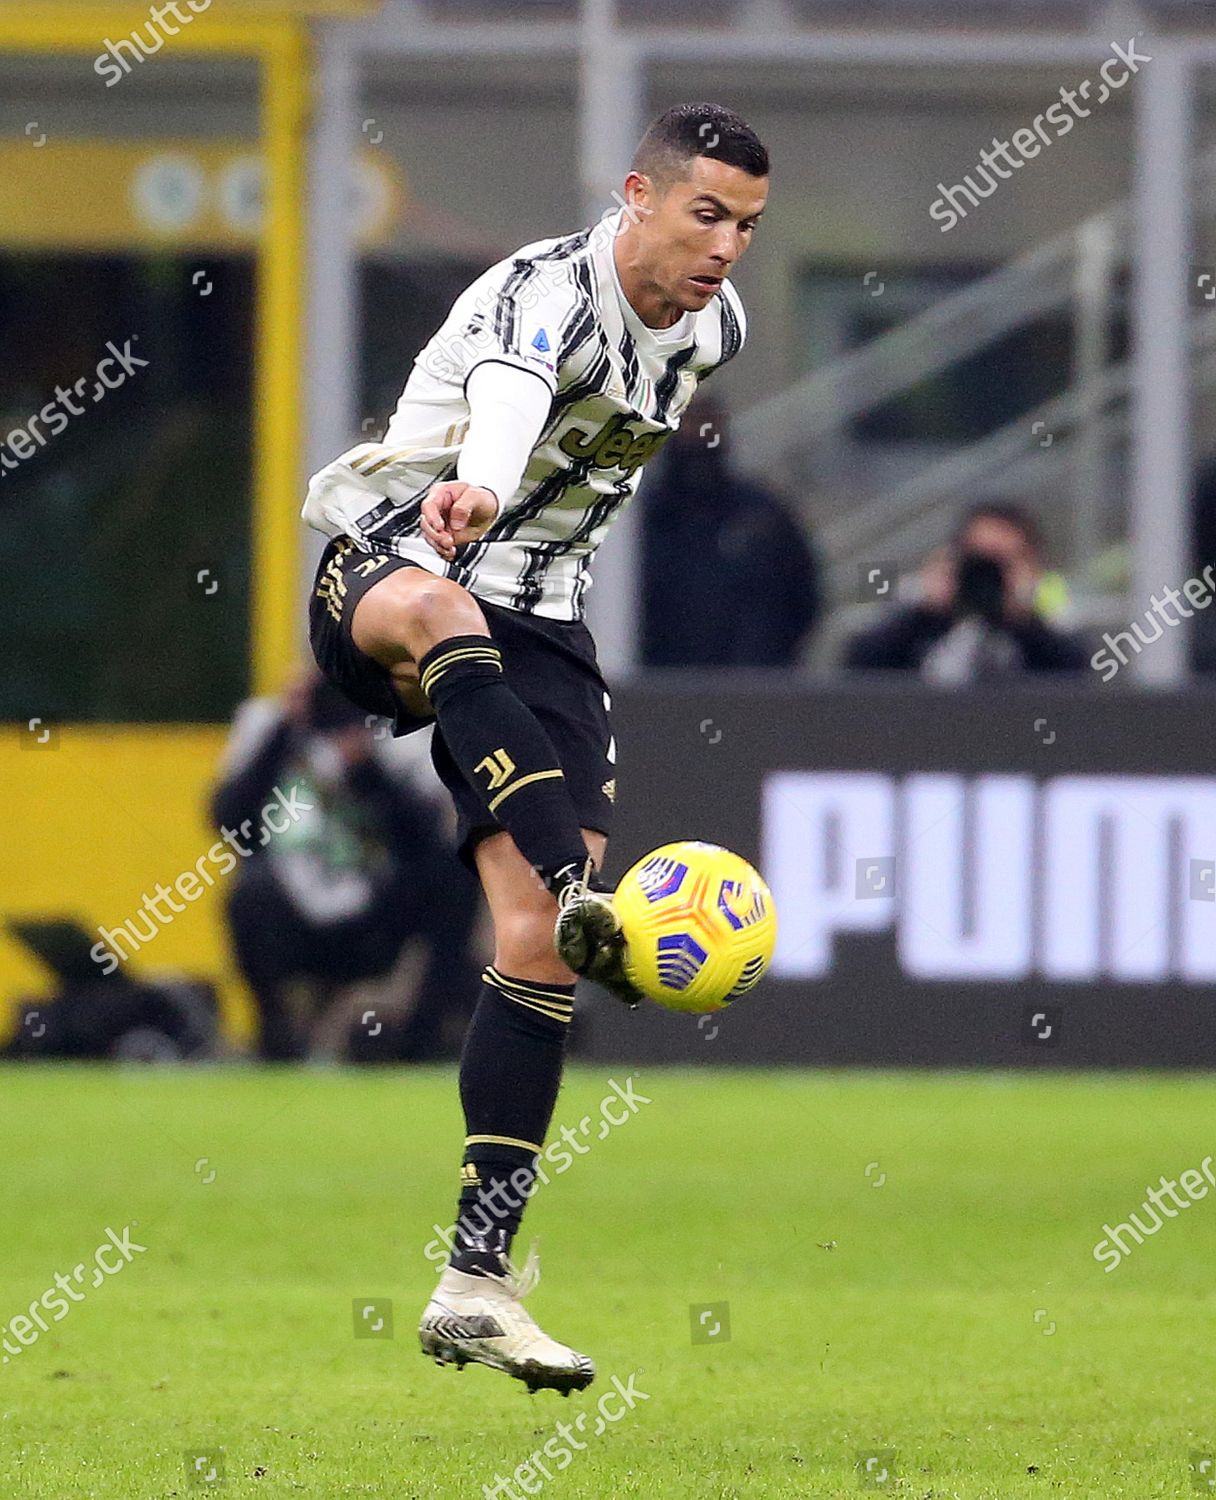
[10,5,1216,1497]
[5,0,1216,1062]
[9,0,1216,1068]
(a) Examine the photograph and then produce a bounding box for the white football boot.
[419,1244,595,1395]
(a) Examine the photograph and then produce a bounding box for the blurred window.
[797,261,1127,444]
[0,254,254,723]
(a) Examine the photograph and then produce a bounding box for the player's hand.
[420,482,499,562]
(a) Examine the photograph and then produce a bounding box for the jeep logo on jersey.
[558,412,669,474]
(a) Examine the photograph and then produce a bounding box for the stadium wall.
[582,680,1216,1068]
[0,51,1159,411]
[367,72,1141,406]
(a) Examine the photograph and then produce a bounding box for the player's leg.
[455,825,606,1262]
[419,827,603,1393]
[310,541,634,995]
[351,566,599,901]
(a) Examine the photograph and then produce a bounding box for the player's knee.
[402,575,488,654]
[356,569,486,663]
[494,908,573,985]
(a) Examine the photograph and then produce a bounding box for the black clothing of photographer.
[212,671,480,1061]
[842,505,1087,680]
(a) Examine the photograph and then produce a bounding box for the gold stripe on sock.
[484,966,575,1005]
[419,645,502,696]
[421,642,501,675]
[509,995,574,1025]
[483,970,574,1023]
[490,987,575,1023]
[465,1133,543,1154]
[419,646,501,692]
[487,768,565,814]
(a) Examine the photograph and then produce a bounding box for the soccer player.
[303,102,769,1392]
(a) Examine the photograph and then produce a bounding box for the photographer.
[212,670,481,1061]
[842,504,1087,680]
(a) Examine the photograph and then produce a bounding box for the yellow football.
[612,841,778,1013]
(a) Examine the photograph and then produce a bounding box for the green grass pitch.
[2,1063,1213,1497]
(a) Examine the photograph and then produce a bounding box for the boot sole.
[419,1326,595,1395]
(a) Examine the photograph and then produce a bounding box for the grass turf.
[1,1064,1213,1497]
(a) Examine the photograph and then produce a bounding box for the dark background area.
[583,679,1216,1068]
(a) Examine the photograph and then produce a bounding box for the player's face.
[644,157,768,312]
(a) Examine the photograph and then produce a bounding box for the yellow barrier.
[2,8,314,1042]
[0,728,254,1044]
[0,138,402,251]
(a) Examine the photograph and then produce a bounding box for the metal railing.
[733,145,1216,603]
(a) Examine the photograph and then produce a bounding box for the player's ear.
[621,170,656,225]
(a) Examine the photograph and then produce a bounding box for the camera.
[954,552,1007,624]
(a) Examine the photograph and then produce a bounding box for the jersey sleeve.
[425,256,585,398]
[457,360,553,514]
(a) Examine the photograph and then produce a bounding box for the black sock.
[450,967,575,1275]
[418,636,590,889]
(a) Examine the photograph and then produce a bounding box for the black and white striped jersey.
[302,207,748,620]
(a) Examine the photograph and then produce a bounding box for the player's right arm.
[307,249,584,551]
[420,360,553,561]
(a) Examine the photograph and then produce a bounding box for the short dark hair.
[955,502,1044,559]
[632,103,769,193]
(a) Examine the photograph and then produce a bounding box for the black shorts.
[308,535,616,868]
